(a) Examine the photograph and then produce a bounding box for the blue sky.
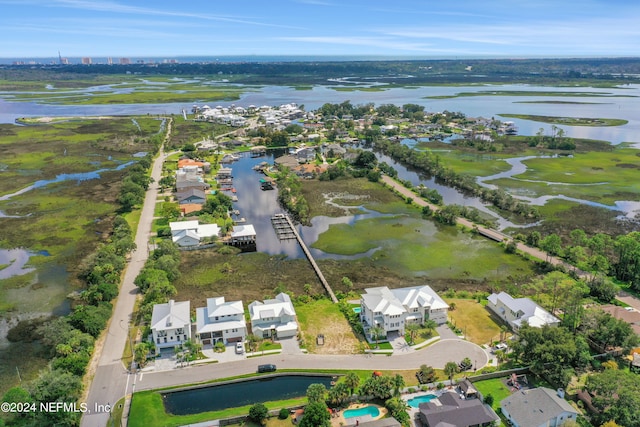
[1,0,639,59]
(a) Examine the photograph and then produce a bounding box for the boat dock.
[271,214,296,240]
[272,214,338,303]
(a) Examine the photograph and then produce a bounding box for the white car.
[235,342,245,354]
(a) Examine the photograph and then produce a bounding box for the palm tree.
[246,334,260,352]
[405,323,420,344]
[393,374,405,397]
[444,361,459,385]
[344,372,360,396]
[423,319,438,337]
[370,326,384,349]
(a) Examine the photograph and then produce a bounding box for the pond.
[161,374,334,415]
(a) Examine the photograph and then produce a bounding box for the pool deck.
[333,403,387,427]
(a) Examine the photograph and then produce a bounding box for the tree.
[327,382,350,406]
[248,402,269,424]
[344,372,360,395]
[417,364,437,384]
[444,361,459,384]
[306,383,327,404]
[134,342,153,368]
[70,303,112,337]
[540,233,563,259]
[405,323,420,344]
[586,369,640,427]
[370,326,384,348]
[393,374,405,397]
[385,397,411,427]
[299,401,331,427]
[484,393,494,407]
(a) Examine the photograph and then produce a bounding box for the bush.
[248,403,269,423]
[278,408,290,419]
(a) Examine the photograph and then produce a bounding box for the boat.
[231,188,237,193]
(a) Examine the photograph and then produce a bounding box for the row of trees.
[521,229,640,292]
[373,138,539,218]
[2,197,142,426]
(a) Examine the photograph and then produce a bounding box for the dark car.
[257,364,277,373]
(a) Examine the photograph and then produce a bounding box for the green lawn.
[445,299,505,345]
[472,377,512,412]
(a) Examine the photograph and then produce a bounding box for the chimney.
[557,388,565,399]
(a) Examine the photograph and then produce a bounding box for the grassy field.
[445,299,504,345]
[295,299,361,354]
[426,90,636,99]
[486,144,640,205]
[498,114,628,127]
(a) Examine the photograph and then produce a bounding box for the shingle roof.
[501,387,578,427]
[419,391,499,427]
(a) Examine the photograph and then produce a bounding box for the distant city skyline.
[1,0,639,59]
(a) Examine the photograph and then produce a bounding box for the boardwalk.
[270,214,297,240]
[282,214,338,303]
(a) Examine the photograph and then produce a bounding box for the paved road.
[81,124,170,427]
[133,337,488,392]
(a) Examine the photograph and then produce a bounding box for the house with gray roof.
[417,391,499,427]
[150,299,191,352]
[360,285,449,340]
[500,387,578,427]
[487,292,560,331]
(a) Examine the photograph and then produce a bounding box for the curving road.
[133,338,488,392]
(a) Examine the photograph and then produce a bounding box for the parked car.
[493,343,508,352]
[235,342,244,354]
[257,364,277,373]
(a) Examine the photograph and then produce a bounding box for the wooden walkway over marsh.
[272,214,338,303]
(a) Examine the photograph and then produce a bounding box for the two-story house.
[150,299,191,352]
[360,286,449,340]
[487,292,560,331]
[195,296,246,346]
[248,293,298,339]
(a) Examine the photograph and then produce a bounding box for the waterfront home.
[248,293,298,339]
[176,188,206,205]
[487,292,560,331]
[175,172,210,191]
[150,299,192,352]
[169,220,220,247]
[230,224,256,245]
[501,388,578,427]
[417,391,499,427]
[360,286,449,340]
[195,297,246,346]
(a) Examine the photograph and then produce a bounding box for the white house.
[360,286,449,339]
[501,387,578,427]
[248,293,298,339]
[170,220,221,247]
[195,296,246,346]
[150,299,191,351]
[487,292,560,331]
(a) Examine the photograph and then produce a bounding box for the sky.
[1,0,639,60]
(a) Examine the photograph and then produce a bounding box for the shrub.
[278,408,290,419]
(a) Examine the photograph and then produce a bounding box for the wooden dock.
[271,214,297,240]
[279,214,338,303]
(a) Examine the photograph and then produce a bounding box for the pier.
[272,214,338,303]
[271,214,296,240]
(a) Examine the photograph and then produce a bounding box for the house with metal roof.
[487,292,560,331]
[195,296,246,346]
[150,299,191,352]
[360,285,449,340]
[500,387,578,427]
[248,293,298,339]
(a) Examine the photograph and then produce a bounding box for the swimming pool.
[343,405,380,419]
[407,394,437,408]
[353,307,361,314]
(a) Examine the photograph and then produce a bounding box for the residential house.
[360,286,449,339]
[501,387,578,427]
[150,299,191,352]
[248,293,298,339]
[170,220,220,247]
[195,297,246,346]
[230,224,256,245]
[176,188,206,205]
[175,173,210,191]
[324,143,347,157]
[487,292,560,331]
[294,146,317,163]
[417,391,499,427]
[600,304,640,335]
